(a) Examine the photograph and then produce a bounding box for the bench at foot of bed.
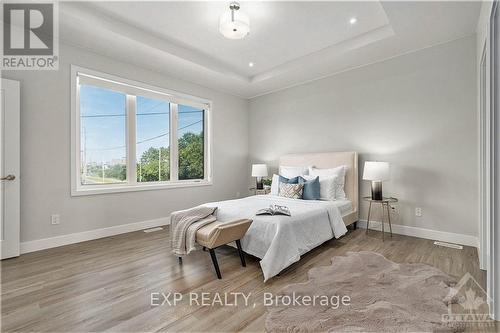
[178,219,253,279]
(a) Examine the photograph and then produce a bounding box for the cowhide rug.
[265,251,463,332]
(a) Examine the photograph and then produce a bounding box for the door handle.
[1,175,15,181]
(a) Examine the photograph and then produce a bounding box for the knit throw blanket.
[170,206,217,256]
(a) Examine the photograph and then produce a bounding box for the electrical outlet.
[236,192,241,198]
[415,207,422,217]
[51,214,60,225]
[388,204,399,223]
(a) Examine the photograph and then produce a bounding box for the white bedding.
[203,195,348,281]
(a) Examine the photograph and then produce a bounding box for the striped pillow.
[278,183,304,199]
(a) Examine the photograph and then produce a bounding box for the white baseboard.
[20,217,170,254]
[357,219,479,248]
[20,217,478,254]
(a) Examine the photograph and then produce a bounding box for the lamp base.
[371,181,383,200]
[256,177,263,190]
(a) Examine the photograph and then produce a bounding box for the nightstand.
[249,187,271,195]
[363,196,398,241]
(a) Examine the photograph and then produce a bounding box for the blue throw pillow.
[299,176,320,200]
[279,175,299,184]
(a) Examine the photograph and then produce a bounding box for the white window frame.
[71,65,212,196]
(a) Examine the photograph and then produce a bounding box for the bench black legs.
[178,250,222,280]
[235,239,246,267]
[208,240,246,279]
[181,240,246,280]
[209,249,222,279]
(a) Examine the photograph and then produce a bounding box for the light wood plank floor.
[1,227,497,332]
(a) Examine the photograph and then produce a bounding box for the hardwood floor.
[1,227,497,332]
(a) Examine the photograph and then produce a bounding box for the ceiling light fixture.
[219,2,250,40]
[350,17,357,25]
[248,62,254,67]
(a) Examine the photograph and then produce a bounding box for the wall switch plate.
[415,207,422,217]
[51,214,60,225]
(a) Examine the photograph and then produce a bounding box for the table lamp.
[252,164,268,190]
[363,161,390,200]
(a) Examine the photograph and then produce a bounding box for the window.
[178,104,204,180]
[71,66,211,195]
[136,96,171,183]
[80,85,128,185]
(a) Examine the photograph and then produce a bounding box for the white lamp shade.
[219,9,250,39]
[363,161,390,181]
[251,164,268,177]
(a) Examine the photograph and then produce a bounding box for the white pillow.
[308,165,347,200]
[270,174,280,196]
[279,165,309,179]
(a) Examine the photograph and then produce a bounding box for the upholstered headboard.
[279,152,359,214]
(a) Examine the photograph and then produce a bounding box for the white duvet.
[204,195,348,281]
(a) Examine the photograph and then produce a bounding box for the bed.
[203,152,359,281]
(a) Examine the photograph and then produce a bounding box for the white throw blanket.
[170,206,217,256]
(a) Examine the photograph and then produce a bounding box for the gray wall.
[249,36,478,237]
[2,35,479,242]
[3,43,249,242]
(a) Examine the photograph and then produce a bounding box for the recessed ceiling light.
[350,17,357,25]
[249,62,254,67]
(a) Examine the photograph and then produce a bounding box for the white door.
[0,78,20,259]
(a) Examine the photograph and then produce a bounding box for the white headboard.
[279,152,359,213]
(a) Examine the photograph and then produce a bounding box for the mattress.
[334,199,354,217]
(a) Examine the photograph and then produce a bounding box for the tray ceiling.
[60,1,481,98]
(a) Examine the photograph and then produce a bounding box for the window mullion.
[127,95,137,184]
[170,103,179,181]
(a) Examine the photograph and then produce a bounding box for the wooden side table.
[363,196,398,241]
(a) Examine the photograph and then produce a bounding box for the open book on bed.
[256,205,291,216]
